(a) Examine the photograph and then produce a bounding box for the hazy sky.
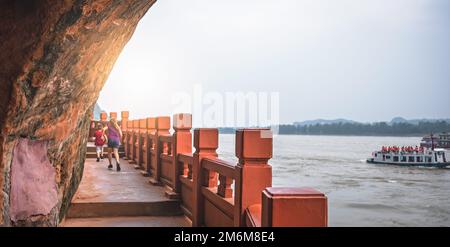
[98,0,450,125]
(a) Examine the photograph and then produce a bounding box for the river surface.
[216,134,450,226]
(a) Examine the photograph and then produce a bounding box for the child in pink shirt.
[94,123,107,162]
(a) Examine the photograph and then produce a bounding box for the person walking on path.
[94,123,107,162]
[104,117,123,171]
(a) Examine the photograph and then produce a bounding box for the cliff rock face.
[0,0,156,226]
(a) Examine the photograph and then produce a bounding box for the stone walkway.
[61,157,189,227]
[61,216,189,227]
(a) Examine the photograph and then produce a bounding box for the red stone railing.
[89,111,328,227]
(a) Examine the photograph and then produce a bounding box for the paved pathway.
[61,158,189,227]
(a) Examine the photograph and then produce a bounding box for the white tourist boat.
[367,147,450,168]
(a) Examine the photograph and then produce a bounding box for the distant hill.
[293,117,450,126]
[389,117,409,124]
[281,117,450,136]
[293,118,358,126]
[390,117,450,125]
[218,117,450,135]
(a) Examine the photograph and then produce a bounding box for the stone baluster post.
[234,128,273,227]
[110,112,117,120]
[121,111,129,150]
[125,120,133,160]
[130,119,138,164]
[142,117,156,177]
[192,128,219,227]
[100,112,107,124]
[149,116,170,185]
[135,119,147,169]
[121,111,129,130]
[88,111,96,142]
[167,113,192,198]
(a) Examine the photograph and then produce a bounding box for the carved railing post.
[192,128,218,227]
[121,111,129,130]
[130,119,138,164]
[110,112,117,120]
[234,128,273,227]
[135,119,147,169]
[149,116,170,185]
[142,117,156,177]
[133,119,143,168]
[88,111,96,142]
[100,112,107,124]
[262,187,328,227]
[124,120,132,160]
[168,113,192,197]
[121,111,129,152]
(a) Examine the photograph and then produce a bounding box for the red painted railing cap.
[194,128,218,150]
[100,112,108,121]
[194,128,218,131]
[156,116,170,130]
[139,119,147,129]
[236,129,272,159]
[264,187,325,197]
[121,111,129,118]
[132,119,139,128]
[146,117,156,129]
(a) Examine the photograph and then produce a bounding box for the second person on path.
[104,117,123,171]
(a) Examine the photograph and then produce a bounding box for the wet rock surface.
[0,0,156,226]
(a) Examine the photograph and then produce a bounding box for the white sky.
[98,0,450,125]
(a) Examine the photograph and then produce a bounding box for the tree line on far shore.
[218,121,450,136]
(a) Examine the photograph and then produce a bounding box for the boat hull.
[366,158,450,168]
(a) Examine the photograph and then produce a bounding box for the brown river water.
[217,134,450,226]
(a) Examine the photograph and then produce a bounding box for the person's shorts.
[108,139,120,149]
[96,146,103,153]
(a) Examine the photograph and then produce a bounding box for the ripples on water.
[217,134,450,226]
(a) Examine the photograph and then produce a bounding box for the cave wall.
[0,0,156,226]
